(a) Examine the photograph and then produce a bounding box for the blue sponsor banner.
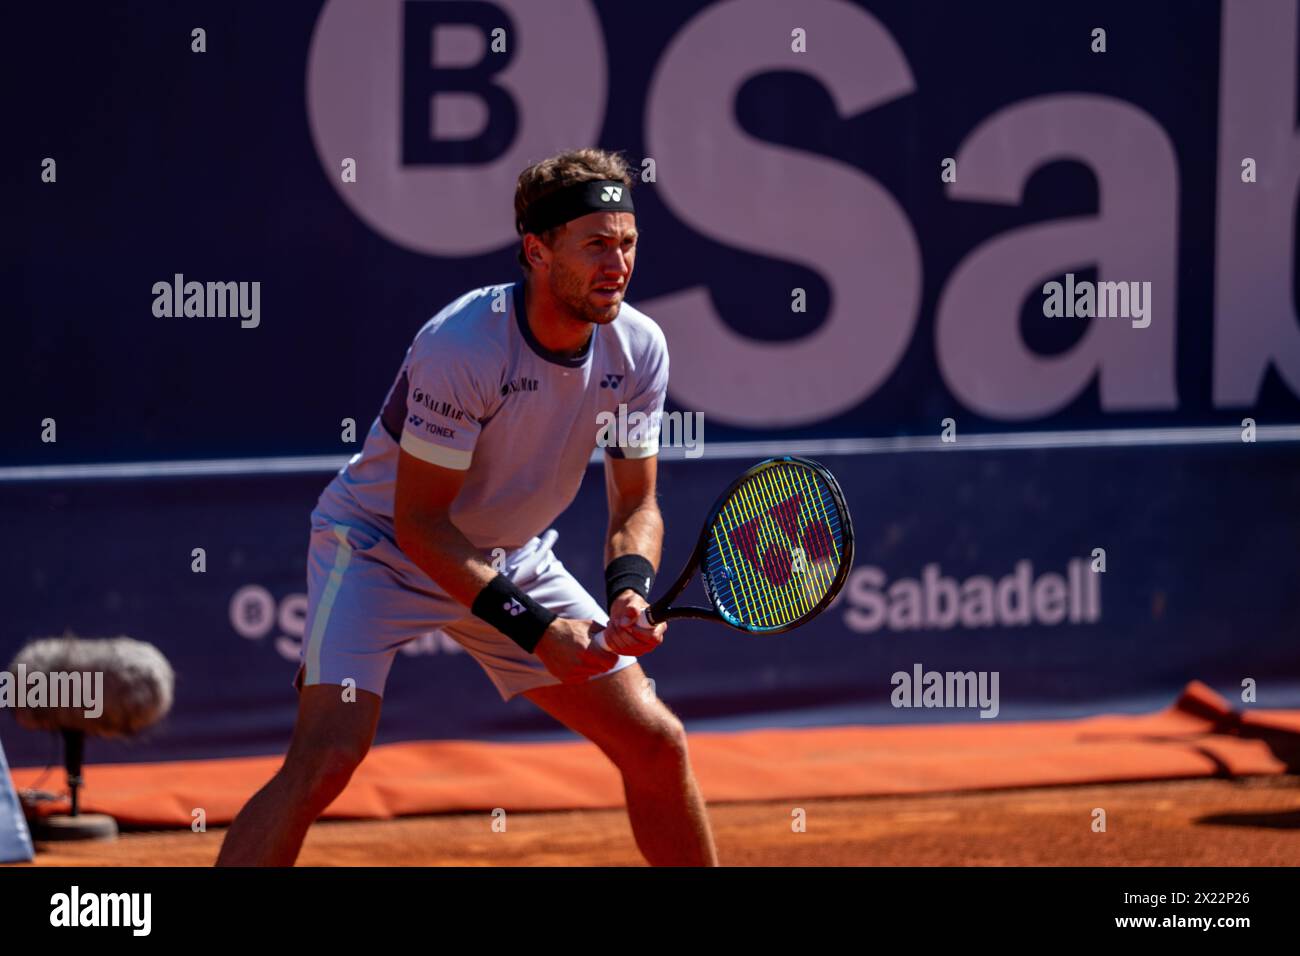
[5,0,1298,767]
[2,441,1297,766]
[6,0,1300,467]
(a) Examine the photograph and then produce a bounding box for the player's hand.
[601,591,667,656]
[535,618,620,683]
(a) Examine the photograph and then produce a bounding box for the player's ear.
[523,234,546,269]
[529,225,567,270]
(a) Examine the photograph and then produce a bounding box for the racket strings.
[710,496,774,625]
[765,465,837,612]
[754,464,841,622]
[732,478,798,625]
[705,462,848,629]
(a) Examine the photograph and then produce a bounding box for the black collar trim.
[512,282,594,368]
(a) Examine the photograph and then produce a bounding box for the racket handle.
[636,608,656,630]
[592,627,610,652]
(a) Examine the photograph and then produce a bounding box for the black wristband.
[471,574,557,654]
[605,554,656,609]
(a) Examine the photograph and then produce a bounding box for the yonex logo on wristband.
[472,575,554,654]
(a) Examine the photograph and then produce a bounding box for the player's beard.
[548,258,623,326]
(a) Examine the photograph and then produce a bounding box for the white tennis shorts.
[296,513,636,700]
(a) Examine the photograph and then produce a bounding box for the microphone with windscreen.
[8,634,174,841]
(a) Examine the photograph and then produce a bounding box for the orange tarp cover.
[9,682,1300,828]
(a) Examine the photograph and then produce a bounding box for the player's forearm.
[605,500,664,568]
[395,515,498,609]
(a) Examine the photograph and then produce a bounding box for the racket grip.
[636,608,655,630]
[592,628,610,652]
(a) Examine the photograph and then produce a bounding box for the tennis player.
[217,149,718,867]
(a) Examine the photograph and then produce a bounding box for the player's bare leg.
[523,662,718,866]
[216,683,382,866]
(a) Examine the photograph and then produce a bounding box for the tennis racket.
[595,455,854,646]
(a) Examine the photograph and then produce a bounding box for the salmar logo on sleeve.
[410,388,466,421]
[501,376,539,396]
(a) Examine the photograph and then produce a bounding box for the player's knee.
[628,714,689,772]
[284,741,369,800]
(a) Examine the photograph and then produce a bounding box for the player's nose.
[600,246,632,276]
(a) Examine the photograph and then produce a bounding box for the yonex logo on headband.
[523,179,635,235]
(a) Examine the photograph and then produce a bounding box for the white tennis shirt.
[316,281,669,552]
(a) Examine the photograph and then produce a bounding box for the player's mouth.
[592,284,624,302]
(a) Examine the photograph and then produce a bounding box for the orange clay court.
[10,682,1300,866]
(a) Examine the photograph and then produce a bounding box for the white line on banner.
[2,426,1299,482]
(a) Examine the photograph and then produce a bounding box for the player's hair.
[514,148,634,273]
